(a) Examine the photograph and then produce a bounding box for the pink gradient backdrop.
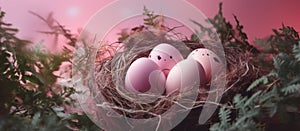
[1,0,299,48]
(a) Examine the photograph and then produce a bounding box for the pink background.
[1,0,299,48]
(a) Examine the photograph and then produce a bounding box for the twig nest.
[94,29,259,123]
[95,30,192,119]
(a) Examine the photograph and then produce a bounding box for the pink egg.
[149,43,183,77]
[125,58,165,94]
[166,59,205,94]
[188,48,223,81]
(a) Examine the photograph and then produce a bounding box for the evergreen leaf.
[247,76,268,91]
[219,106,231,126]
[244,91,261,107]
[281,84,300,95]
[293,41,300,61]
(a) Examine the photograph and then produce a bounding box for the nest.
[93,29,259,125]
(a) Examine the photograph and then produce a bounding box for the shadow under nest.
[93,30,259,128]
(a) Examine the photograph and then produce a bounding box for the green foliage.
[255,24,299,55]
[0,113,70,131]
[117,6,167,43]
[216,106,231,128]
[254,25,300,74]
[191,3,258,54]
[0,9,99,130]
[211,92,262,131]
[207,2,300,131]
[143,6,160,26]
[210,39,300,131]
[0,10,71,117]
[294,41,300,61]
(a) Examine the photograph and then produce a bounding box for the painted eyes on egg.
[157,56,161,60]
[193,49,220,63]
[149,55,173,61]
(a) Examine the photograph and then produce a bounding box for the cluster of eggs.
[125,43,223,95]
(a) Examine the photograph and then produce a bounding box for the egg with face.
[125,58,165,94]
[149,43,183,77]
[166,59,205,94]
[188,48,223,81]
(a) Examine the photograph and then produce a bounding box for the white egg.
[165,59,204,95]
[188,48,223,81]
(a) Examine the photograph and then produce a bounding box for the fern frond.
[259,86,278,104]
[230,111,258,131]
[247,76,268,91]
[244,91,261,106]
[143,6,159,26]
[273,54,283,71]
[219,106,231,126]
[293,41,300,61]
[281,84,300,95]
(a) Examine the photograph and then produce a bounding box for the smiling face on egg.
[149,43,183,76]
[149,51,176,76]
